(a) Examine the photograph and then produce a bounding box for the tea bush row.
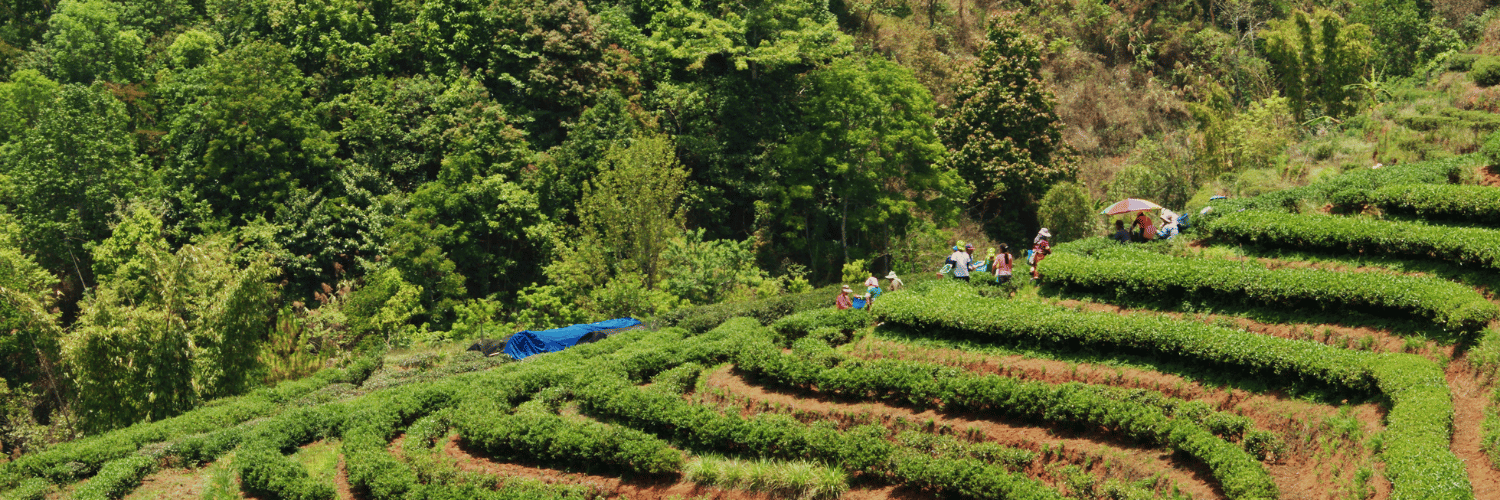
[1045,242,1498,332]
[731,334,1276,499]
[1203,210,1500,273]
[1332,184,1500,227]
[875,284,1468,499]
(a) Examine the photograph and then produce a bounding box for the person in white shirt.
[952,243,975,281]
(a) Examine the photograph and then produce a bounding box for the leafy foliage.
[940,18,1077,242]
[66,205,280,432]
[1049,240,1499,332]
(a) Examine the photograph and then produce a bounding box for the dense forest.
[1,0,1497,454]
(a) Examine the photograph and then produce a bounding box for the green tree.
[41,0,144,83]
[67,205,279,432]
[0,211,68,454]
[661,229,770,305]
[776,55,962,276]
[0,69,59,143]
[3,83,143,283]
[1036,182,1098,243]
[576,134,689,289]
[1263,9,1374,120]
[159,40,338,226]
[939,18,1078,244]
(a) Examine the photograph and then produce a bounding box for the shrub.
[0,478,50,500]
[771,308,871,344]
[1037,181,1099,243]
[1048,241,1499,332]
[1335,184,1500,226]
[875,283,1464,499]
[1483,130,1500,166]
[1203,209,1500,272]
[1472,56,1500,86]
[70,455,156,500]
[684,455,848,500]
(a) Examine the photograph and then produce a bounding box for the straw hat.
[885,271,898,279]
[1038,228,1052,238]
[841,285,852,292]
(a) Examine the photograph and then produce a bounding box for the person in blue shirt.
[1111,220,1131,243]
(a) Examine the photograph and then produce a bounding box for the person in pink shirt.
[993,243,1014,286]
[835,285,854,310]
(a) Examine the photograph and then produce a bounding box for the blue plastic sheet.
[502,317,642,360]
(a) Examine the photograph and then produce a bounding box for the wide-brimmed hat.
[841,285,852,292]
[885,271,898,279]
[1038,228,1052,238]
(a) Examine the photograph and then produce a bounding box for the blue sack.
[852,297,867,309]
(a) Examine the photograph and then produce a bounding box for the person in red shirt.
[1029,228,1052,281]
[1131,212,1157,241]
[835,285,854,310]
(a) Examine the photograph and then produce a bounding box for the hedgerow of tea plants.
[1332,184,1500,226]
[730,333,1278,499]
[1046,241,1498,332]
[1203,210,1500,272]
[873,283,1467,499]
[1202,155,1476,217]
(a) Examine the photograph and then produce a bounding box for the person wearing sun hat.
[1029,228,1052,282]
[836,285,854,310]
[885,271,903,292]
[952,243,975,281]
[1158,210,1180,240]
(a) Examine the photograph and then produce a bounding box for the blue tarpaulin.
[502,317,642,360]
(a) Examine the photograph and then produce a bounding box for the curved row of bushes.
[731,332,1278,499]
[1332,184,1500,227]
[0,355,379,489]
[1203,209,1500,273]
[873,284,1468,500]
[1044,241,1498,332]
[574,374,1068,500]
[1204,156,1476,216]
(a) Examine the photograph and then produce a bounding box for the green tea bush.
[453,401,684,474]
[69,455,156,500]
[733,336,1277,499]
[658,286,838,333]
[1334,184,1500,227]
[875,284,1465,499]
[1200,156,1474,220]
[1048,242,1499,332]
[0,366,350,487]
[1204,210,1500,272]
[0,478,50,500]
[574,375,1067,499]
[1473,56,1500,87]
[771,308,871,344]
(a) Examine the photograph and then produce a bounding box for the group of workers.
[833,227,1060,310]
[941,228,1053,284]
[835,271,902,310]
[1111,210,1181,243]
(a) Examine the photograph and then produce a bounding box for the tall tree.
[576,134,689,289]
[776,55,962,275]
[939,18,1078,244]
[3,83,142,284]
[159,40,338,227]
[1263,9,1373,120]
[67,204,279,432]
[41,0,143,83]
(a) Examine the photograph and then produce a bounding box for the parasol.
[1100,198,1163,215]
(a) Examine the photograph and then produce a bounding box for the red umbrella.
[1100,198,1163,215]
